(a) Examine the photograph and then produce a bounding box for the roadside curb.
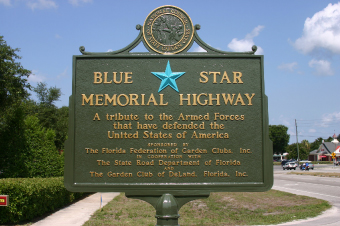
[272,206,338,225]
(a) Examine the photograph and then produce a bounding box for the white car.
[283,162,297,170]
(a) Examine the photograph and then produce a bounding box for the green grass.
[83,190,331,226]
[289,172,340,178]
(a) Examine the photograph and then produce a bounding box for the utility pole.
[295,119,300,165]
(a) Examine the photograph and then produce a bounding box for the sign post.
[64,5,273,225]
[332,152,336,166]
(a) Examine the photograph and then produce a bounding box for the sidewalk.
[32,192,120,226]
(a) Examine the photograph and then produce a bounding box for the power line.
[296,118,340,121]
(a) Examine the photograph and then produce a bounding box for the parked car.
[299,161,314,170]
[281,160,291,166]
[281,159,296,167]
[283,162,297,170]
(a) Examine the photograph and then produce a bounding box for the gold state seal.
[143,5,194,54]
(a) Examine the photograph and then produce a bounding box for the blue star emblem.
[151,61,185,92]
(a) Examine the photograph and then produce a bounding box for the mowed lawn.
[83,190,331,226]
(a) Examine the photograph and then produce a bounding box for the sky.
[1,0,340,144]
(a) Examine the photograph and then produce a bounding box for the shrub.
[0,177,88,224]
[24,115,64,178]
[0,115,64,178]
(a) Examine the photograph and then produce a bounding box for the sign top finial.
[143,5,194,54]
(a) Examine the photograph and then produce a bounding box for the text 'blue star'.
[151,61,185,92]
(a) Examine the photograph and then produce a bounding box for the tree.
[0,37,64,178]
[31,82,61,129]
[310,137,323,151]
[27,82,68,150]
[33,82,61,107]
[54,106,69,150]
[301,139,310,151]
[325,136,334,142]
[0,36,31,177]
[269,125,290,154]
[300,139,311,160]
[0,36,31,114]
[0,105,28,177]
[287,143,309,160]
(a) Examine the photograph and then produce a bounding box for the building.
[309,142,340,161]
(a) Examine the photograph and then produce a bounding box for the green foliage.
[24,115,64,177]
[310,137,324,151]
[0,36,31,115]
[0,36,32,177]
[27,82,68,150]
[0,177,89,224]
[269,125,290,154]
[287,143,309,160]
[0,103,28,178]
[0,36,66,178]
[325,136,334,142]
[33,82,61,107]
[54,106,69,150]
[0,115,64,178]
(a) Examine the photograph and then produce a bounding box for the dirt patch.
[263,211,283,216]
[190,200,207,209]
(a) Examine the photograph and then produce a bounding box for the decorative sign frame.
[64,5,273,195]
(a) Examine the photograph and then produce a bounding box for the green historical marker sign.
[64,7,272,223]
[65,5,272,193]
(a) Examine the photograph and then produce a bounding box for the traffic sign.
[0,195,8,206]
[331,152,336,159]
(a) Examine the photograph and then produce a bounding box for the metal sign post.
[64,5,273,225]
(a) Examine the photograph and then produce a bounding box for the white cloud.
[27,0,57,10]
[308,59,333,76]
[309,129,316,133]
[319,112,340,127]
[28,70,47,83]
[68,0,92,6]
[228,25,264,54]
[55,34,62,39]
[278,115,292,126]
[278,62,298,72]
[289,128,303,138]
[294,2,340,55]
[0,0,11,6]
[192,46,207,52]
[56,68,68,79]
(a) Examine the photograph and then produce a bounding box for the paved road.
[271,165,340,226]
